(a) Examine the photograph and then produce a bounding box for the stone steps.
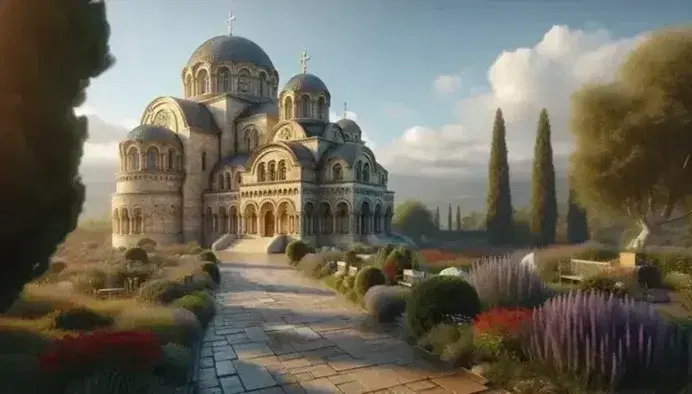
[225,237,273,254]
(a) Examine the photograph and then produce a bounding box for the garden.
[0,226,221,393]
[284,240,692,393]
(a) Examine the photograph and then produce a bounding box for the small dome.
[283,73,329,95]
[186,35,275,70]
[126,124,181,147]
[336,118,361,140]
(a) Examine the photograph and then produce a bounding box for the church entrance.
[264,211,275,237]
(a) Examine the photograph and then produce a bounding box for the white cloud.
[379,25,647,176]
[82,141,121,163]
[432,74,463,94]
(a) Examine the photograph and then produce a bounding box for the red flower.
[473,307,533,336]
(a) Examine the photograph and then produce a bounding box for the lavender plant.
[523,291,692,391]
[469,253,553,309]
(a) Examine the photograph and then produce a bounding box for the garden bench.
[560,259,612,282]
[401,269,428,287]
[96,287,126,299]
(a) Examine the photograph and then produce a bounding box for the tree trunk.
[627,220,653,250]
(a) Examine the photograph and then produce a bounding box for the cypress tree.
[567,187,589,244]
[0,0,114,311]
[434,206,440,229]
[455,205,462,231]
[485,108,514,245]
[530,109,558,246]
[447,204,452,231]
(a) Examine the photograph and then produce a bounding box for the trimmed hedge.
[286,240,312,264]
[50,307,114,331]
[406,275,481,338]
[201,262,221,285]
[354,266,386,298]
[124,247,149,264]
[198,250,218,264]
[171,291,216,327]
[136,279,189,305]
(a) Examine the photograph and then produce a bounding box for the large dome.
[284,73,329,95]
[126,124,182,147]
[186,35,275,70]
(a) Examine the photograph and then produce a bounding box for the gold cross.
[226,11,236,35]
[300,50,311,74]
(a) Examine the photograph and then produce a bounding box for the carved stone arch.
[257,198,276,210]
[140,97,189,137]
[356,197,374,214]
[241,200,259,213]
[237,67,252,93]
[246,143,302,175]
[269,121,308,143]
[243,126,259,150]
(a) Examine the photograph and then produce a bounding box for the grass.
[2,223,217,390]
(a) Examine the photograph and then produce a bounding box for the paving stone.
[199,357,215,369]
[226,333,251,344]
[406,380,438,391]
[310,364,337,378]
[234,359,278,391]
[337,381,368,394]
[247,387,286,394]
[233,342,275,359]
[214,347,238,361]
[219,375,245,394]
[431,375,488,394]
[282,383,306,394]
[328,373,354,385]
[245,326,271,342]
[299,377,339,393]
[215,360,236,377]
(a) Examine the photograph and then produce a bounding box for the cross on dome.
[226,11,236,35]
[299,50,311,74]
[343,102,348,118]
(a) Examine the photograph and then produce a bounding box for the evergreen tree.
[434,206,440,229]
[455,205,462,231]
[485,109,514,245]
[447,204,452,231]
[567,187,589,244]
[530,109,558,246]
[0,0,114,311]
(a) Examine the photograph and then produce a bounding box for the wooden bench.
[560,259,613,283]
[96,287,126,299]
[401,269,430,287]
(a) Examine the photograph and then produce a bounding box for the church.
[111,17,395,250]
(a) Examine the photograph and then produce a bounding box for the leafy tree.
[530,109,558,246]
[570,27,692,249]
[393,200,438,241]
[485,108,514,245]
[434,206,440,229]
[455,205,462,231]
[447,203,452,231]
[567,186,589,244]
[0,0,114,311]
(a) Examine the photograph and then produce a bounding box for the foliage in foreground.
[0,0,114,312]
[363,285,409,323]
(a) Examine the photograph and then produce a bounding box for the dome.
[336,118,361,139]
[126,124,181,147]
[284,73,329,95]
[186,35,275,70]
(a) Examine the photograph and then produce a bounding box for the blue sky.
[85,0,690,172]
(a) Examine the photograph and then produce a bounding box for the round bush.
[364,285,409,323]
[354,266,386,298]
[50,307,114,331]
[136,279,188,305]
[285,240,312,264]
[155,343,192,386]
[637,265,663,289]
[137,237,157,250]
[124,247,149,264]
[171,291,216,327]
[201,262,221,285]
[406,275,481,338]
[579,274,627,297]
[197,250,218,264]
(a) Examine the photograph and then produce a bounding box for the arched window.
[132,207,143,235]
[127,146,139,171]
[184,74,192,97]
[300,94,310,118]
[234,172,242,190]
[355,161,362,181]
[218,173,224,190]
[238,69,250,93]
[278,160,287,180]
[268,161,276,181]
[201,151,207,171]
[219,68,231,92]
[259,72,267,97]
[196,69,209,95]
[257,163,266,182]
[284,97,293,120]
[362,163,370,182]
[224,172,231,190]
[318,97,326,120]
[146,147,159,170]
[332,163,343,181]
[167,148,175,170]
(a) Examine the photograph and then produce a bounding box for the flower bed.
[1,227,219,393]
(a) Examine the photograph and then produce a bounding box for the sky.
[82,0,692,177]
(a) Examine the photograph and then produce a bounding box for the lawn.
[1,223,220,393]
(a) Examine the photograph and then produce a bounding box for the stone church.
[111,22,395,250]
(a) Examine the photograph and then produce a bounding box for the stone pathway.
[196,253,493,394]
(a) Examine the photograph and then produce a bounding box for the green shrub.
[364,285,409,323]
[323,273,345,290]
[187,272,217,292]
[390,246,414,271]
[154,343,192,386]
[344,250,360,267]
[197,250,218,264]
[339,276,355,293]
[171,291,216,327]
[578,273,627,297]
[297,253,331,279]
[50,307,114,331]
[418,323,475,366]
[285,240,312,264]
[345,289,360,303]
[537,244,618,282]
[63,369,155,393]
[354,266,386,298]
[664,271,692,291]
[376,244,395,266]
[50,261,67,274]
[642,249,692,276]
[637,265,664,288]
[137,237,157,251]
[124,247,149,264]
[201,262,220,285]
[406,275,481,338]
[349,243,378,254]
[115,307,202,348]
[136,279,188,305]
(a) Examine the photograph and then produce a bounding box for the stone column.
[239,214,245,234]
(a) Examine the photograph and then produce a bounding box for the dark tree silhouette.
[485,109,514,245]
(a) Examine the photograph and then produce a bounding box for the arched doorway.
[243,204,258,235]
[360,201,371,235]
[278,202,292,234]
[260,202,275,237]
